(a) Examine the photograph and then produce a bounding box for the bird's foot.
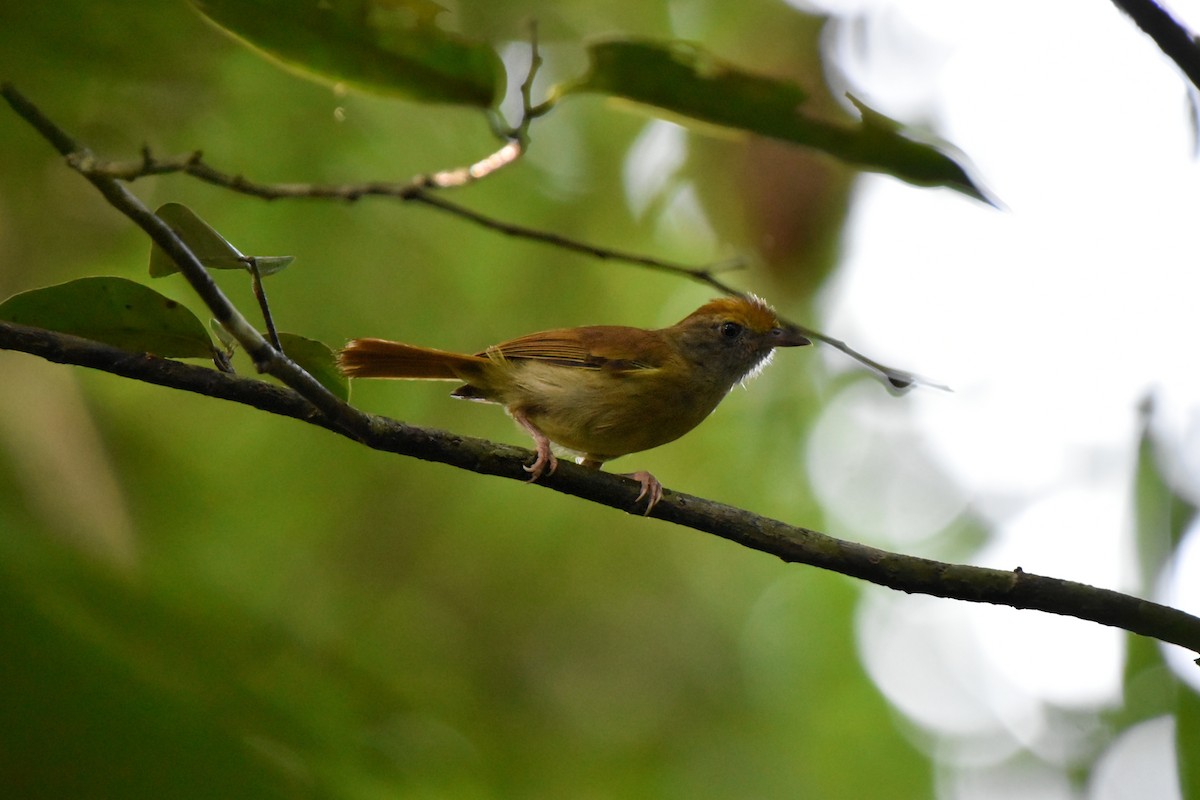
[524,442,558,482]
[512,408,557,482]
[622,471,663,515]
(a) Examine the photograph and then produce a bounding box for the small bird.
[338,295,809,513]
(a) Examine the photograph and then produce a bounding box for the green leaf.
[0,277,214,358]
[247,256,294,277]
[1180,686,1200,800]
[189,0,504,107]
[1133,400,1196,590]
[150,203,244,277]
[210,318,238,352]
[150,203,294,278]
[276,333,350,401]
[1115,401,1198,737]
[565,38,987,201]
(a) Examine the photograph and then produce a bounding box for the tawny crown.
[681,295,781,332]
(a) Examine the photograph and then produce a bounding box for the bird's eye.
[719,321,743,339]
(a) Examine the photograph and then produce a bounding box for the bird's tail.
[337,338,488,381]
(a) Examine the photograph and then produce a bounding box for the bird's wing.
[484,326,672,372]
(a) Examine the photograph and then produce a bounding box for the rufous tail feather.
[338,339,487,380]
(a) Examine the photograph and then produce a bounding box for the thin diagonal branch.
[1109,0,1200,92]
[406,191,745,285]
[2,318,1198,657]
[67,144,725,283]
[410,192,944,390]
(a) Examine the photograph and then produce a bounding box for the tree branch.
[3,318,1199,656]
[1109,0,1200,93]
[6,82,1195,656]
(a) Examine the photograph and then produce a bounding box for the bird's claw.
[513,409,557,483]
[523,444,558,483]
[625,471,663,515]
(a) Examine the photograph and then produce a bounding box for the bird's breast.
[494,358,731,461]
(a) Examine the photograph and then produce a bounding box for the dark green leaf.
[565,38,987,201]
[0,277,214,358]
[276,332,350,401]
[150,203,294,278]
[189,0,503,107]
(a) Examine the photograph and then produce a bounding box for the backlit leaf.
[150,203,244,277]
[248,256,295,277]
[565,38,987,201]
[150,203,294,278]
[276,332,350,401]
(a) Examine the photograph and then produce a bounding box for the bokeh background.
[2,1,1199,798]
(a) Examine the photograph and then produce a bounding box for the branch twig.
[244,256,283,353]
[65,144,721,280]
[2,318,1198,656]
[1109,0,1200,93]
[490,19,554,145]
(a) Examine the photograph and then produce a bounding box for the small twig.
[784,324,951,393]
[515,21,554,139]
[243,256,283,352]
[420,140,524,189]
[407,191,742,285]
[490,19,555,144]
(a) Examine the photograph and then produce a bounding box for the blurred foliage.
[0,1,941,798]
[564,39,986,199]
[189,0,981,196]
[190,0,505,107]
[1119,403,1200,797]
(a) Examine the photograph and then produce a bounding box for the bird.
[337,295,810,513]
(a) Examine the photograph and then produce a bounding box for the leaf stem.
[243,256,283,353]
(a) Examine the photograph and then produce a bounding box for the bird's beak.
[772,325,811,348]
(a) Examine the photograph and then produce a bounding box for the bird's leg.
[580,457,663,516]
[511,408,557,482]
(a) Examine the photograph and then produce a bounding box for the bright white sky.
[779,0,1200,797]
